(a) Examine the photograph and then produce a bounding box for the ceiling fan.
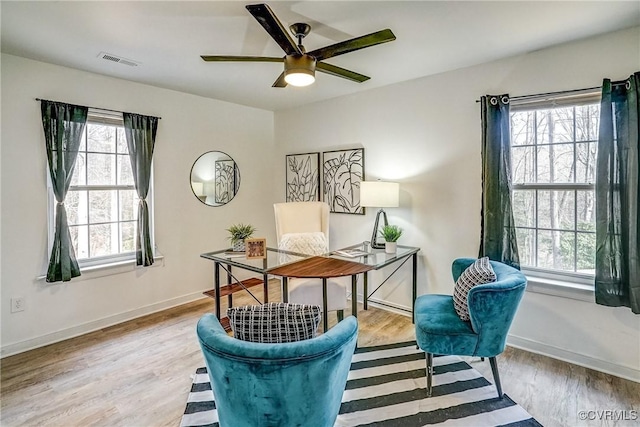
[201,3,396,88]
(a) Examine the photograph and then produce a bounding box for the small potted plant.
[380,224,403,254]
[226,223,257,252]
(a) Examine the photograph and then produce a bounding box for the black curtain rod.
[475,86,603,103]
[512,86,601,101]
[474,80,631,103]
[35,98,161,119]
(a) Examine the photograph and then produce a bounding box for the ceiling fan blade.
[246,4,301,56]
[201,55,282,62]
[316,62,370,83]
[272,72,288,88]
[307,29,396,61]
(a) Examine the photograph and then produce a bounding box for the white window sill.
[37,255,165,283]
[524,274,595,303]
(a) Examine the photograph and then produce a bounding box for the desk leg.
[412,253,417,324]
[263,273,269,303]
[282,277,289,303]
[226,264,233,309]
[322,278,328,332]
[351,275,358,319]
[214,262,221,320]
[363,271,369,310]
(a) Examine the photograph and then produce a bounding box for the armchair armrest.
[467,278,526,356]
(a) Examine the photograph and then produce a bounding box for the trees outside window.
[511,96,598,277]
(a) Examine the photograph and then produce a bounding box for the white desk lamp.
[360,181,399,249]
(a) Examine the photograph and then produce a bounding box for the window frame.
[46,109,156,270]
[510,91,600,286]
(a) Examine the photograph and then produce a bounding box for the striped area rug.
[181,341,541,426]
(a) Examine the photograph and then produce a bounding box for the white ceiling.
[2,1,639,111]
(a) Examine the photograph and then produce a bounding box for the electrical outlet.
[11,297,25,313]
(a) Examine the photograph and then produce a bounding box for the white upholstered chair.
[273,202,349,319]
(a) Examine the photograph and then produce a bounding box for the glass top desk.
[329,243,420,319]
[200,243,420,331]
[200,247,309,330]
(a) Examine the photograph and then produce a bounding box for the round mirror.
[190,151,240,206]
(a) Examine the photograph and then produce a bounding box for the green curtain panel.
[41,100,88,282]
[123,113,159,266]
[479,95,520,269]
[595,72,640,314]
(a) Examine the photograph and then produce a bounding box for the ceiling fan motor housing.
[284,54,317,86]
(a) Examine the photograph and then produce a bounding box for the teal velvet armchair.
[197,314,358,427]
[414,258,526,398]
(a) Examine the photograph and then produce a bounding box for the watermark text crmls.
[578,410,638,421]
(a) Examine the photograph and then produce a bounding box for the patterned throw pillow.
[227,302,321,343]
[453,257,497,321]
[279,232,328,255]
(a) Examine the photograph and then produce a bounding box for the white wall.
[274,27,640,381]
[2,27,638,381]
[0,54,276,356]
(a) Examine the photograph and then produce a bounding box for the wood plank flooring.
[1,281,638,427]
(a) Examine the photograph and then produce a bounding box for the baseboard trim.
[507,334,640,383]
[365,295,412,317]
[1,290,209,358]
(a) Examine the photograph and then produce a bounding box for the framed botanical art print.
[285,152,320,202]
[322,148,365,215]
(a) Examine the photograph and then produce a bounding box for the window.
[49,110,153,267]
[510,92,599,279]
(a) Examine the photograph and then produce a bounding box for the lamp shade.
[360,181,399,208]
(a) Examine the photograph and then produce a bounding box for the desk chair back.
[274,201,329,243]
[273,202,348,315]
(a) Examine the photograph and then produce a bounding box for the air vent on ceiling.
[97,52,140,67]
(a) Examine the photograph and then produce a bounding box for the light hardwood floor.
[1,281,638,427]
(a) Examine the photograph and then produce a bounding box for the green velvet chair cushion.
[415,294,479,355]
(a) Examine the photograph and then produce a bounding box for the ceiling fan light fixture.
[284,55,316,87]
[285,70,315,87]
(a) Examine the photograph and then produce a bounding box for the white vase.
[232,240,246,252]
[385,241,397,254]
